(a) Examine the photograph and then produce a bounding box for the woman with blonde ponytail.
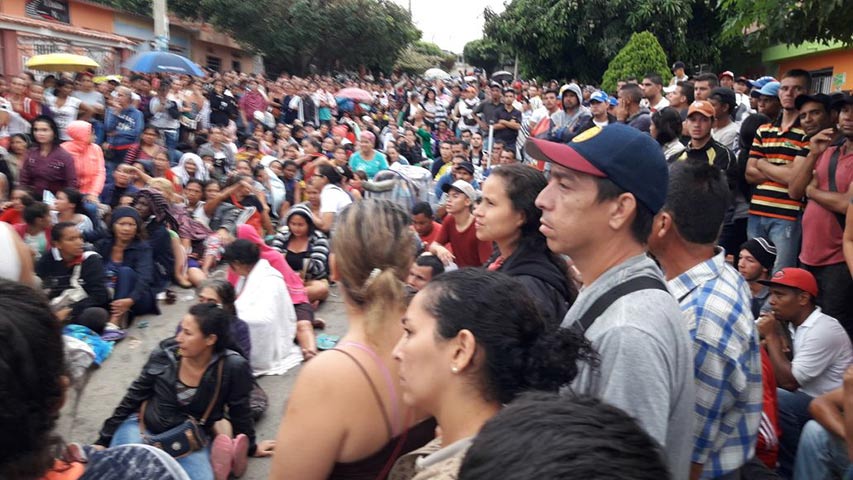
[271,199,436,480]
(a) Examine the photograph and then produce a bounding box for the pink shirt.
[800,145,853,266]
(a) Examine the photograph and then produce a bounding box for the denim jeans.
[793,420,853,480]
[747,215,802,273]
[111,415,213,480]
[777,389,815,478]
[159,128,180,166]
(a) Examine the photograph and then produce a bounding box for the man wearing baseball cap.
[428,179,490,268]
[668,100,738,195]
[527,124,694,479]
[745,69,811,273]
[577,90,617,132]
[719,71,735,90]
[757,267,853,477]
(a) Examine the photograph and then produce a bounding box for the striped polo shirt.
[748,118,809,221]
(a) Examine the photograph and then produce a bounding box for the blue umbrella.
[123,51,205,76]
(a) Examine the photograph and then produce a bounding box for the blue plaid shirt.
[668,250,763,478]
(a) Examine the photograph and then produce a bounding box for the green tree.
[483,0,724,83]
[462,38,502,74]
[600,31,670,93]
[721,0,853,48]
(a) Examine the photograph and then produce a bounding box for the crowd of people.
[0,61,851,480]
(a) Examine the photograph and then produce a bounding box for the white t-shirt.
[790,307,853,397]
[652,97,670,111]
[47,95,82,141]
[712,121,740,155]
[320,184,352,214]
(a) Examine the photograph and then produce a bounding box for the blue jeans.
[111,415,213,480]
[794,420,853,479]
[159,128,180,166]
[747,215,801,273]
[777,389,814,478]
[114,266,156,316]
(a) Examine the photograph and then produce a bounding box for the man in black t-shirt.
[494,88,522,152]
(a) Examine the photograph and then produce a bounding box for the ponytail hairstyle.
[422,269,596,404]
[332,199,415,338]
[187,303,236,353]
[198,279,237,317]
[0,280,66,479]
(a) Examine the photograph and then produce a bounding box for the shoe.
[211,434,233,480]
[232,434,249,478]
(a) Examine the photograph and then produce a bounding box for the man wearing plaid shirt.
[649,161,763,479]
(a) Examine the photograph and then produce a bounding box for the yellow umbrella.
[25,53,100,72]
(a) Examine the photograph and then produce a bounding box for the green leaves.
[462,39,505,74]
[601,31,670,93]
[721,0,853,48]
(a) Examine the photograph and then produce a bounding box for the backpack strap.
[827,145,847,228]
[572,276,668,335]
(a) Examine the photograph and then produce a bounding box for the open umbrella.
[123,51,205,76]
[335,87,374,104]
[424,68,450,81]
[26,53,99,72]
[491,70,513,83]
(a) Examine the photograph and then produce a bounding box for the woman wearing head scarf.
[133,188,179,295]
[61,120,105,202]
[172,152,209,187]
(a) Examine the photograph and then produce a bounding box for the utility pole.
[153,0,169,52]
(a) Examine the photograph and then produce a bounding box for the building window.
[34,44,61,56]
[810,68,833,94]
[232,60,241,72]
[206,56,221,72]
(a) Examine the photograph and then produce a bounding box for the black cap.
[831,93,853,110]
[795,93,831,111]
[455,161,475,174]
[672,61,686,71]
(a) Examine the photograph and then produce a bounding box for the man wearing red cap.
[757,267,853,477]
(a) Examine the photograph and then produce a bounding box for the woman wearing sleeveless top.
[387,269,595,480]
[271,199,435,479]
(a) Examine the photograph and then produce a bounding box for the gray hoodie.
[561,254,694,480]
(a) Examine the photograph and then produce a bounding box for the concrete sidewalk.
[58,285,349,479]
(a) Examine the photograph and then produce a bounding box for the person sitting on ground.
[133,188,181,294]
[0,279,194,480]
[197,279,252,364]
[15,201,52,261]
[457,392,671,480]
[229,224,318,361]
[100,164,140,210]
[271,199,436,480]
[95,206,158,327]
[272,203,331,306]
[757,267,853,477]
[406,254,444,293]
[172,152,209,188]
[430,180,491,268]
[37,220,111,334]
[738,237,778,319]
[388,268,595,479]
[474,163,574,327]
[349,131,389,179]
[411,202,442,247]
[95,303,275,480]
[53,187,95,237]
[222,239,302,376]
[131,150,182,194]
[124,125,166,168]
[0,188,33,224]
[205,174,273,238]
[61,120,105,206]
[312,163,353,234]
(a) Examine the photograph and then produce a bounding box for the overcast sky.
[392,0,507,53]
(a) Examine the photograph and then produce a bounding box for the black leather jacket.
[96,338,256,454]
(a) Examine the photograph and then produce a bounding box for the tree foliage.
[721,0,853,48]
[91,0,420,75]
[601,32,670,93]
[393,40,456,74]
[462,38,503,74]
[483,0,727,83]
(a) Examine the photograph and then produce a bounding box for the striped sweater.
[748,119,809,221]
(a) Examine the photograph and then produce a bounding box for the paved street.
[57,284,349,480]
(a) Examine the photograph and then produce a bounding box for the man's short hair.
[678,81,695,104]
[458,392,669,480]
[710,87,738,118]
[594,177,654,244]
[411,201,433,218]
[619,84,643,105]
[543,88,559,97]
[694,73,719,87]
[663,161,731,245]
[643,73,664,86]
[783,68,812,85]
[415,254,445,278]
[23,202,50,225]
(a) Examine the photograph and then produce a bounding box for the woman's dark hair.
[14,188,34,208]
[55,78,73,91]
[32,115,62,148]
[222,239,260,267]
[185,178,205,192]
[422,269,596,404]
[316,163,343,185]
[199,279,237,316]
[651,107,683,145]
[51,221,78,243]
[0,279,66,479]
[61,187,86,215]
[486,163,570,287]
[23,201,50,225]
[9,133,31,151]
[187,303,234,353]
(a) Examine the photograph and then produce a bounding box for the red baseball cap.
[758,268,819,297]
[719,71,734,79]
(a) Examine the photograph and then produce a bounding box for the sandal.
[211,434,233,480]
[316,334,340,351]
[232,434,250,478]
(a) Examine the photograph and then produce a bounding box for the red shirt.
[418,221,443,247]
[435,214,491,268]
[800,144,853,266]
